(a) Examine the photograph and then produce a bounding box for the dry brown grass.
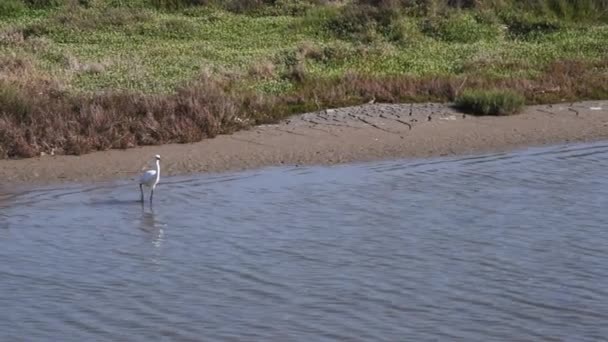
[0,72,247,158]
[0,54,33,74]
[315,60,608,104]
[248,59,277,79]
[52,5,153,31]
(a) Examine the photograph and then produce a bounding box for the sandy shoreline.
[1,100,607,187]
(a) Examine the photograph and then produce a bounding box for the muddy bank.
[1,100,607,186]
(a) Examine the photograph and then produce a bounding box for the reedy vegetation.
[0,0,607,158]
[455,89,525,115]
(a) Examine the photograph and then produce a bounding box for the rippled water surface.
[2,142,608,341]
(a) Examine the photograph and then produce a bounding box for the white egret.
[139,154,161,203]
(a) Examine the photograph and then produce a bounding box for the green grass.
[455,89,526,116]
[0,0,608,158]
[1,1,606,94]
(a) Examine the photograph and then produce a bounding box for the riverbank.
[0,100,606,187]
[2,1,608,160]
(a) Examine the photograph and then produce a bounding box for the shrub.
[356,0,476,12]
[0,0,26,18]
[152,0,280,14]
[499,11,561,39]
[0,83,32,119]
[53,6,153,31]
[0,26,25,45]
[0,71,259,158]
[224,0,272,14]
[0,54,33,74]
[297,5,340,33]
[326,4,402,42]
[326,4,376,41]
[316,42,357,64]
[228,0,338,16]
[268,0,323,16]
[421,12,502,43]
[162,18,197,37]
[383,17,425,45]
[150,0,213,10]
[22,0,61,8]
[149,0,325,15]
[248,59,277,79]
[455,89,525,115]
[22,23,50,39]
[526,0,608,23]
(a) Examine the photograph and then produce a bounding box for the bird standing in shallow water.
[139,154,161,203]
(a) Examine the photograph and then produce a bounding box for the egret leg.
[150,187,154,202]
[140,184,144,203]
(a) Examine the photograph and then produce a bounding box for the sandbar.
[1,100,606,187]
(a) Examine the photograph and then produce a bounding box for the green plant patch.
[455,89,525,115]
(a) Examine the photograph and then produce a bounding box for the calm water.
[1,142,608,341]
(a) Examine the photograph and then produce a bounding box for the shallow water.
[1,141,608,341]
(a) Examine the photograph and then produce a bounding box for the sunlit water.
[1,141,608,341]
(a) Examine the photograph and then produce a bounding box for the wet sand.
[1,100,607,186]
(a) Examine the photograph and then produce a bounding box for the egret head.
[155,154,161,161]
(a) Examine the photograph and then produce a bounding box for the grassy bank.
[1,0,607,158]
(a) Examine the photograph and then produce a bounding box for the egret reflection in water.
[138,205,165,249]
